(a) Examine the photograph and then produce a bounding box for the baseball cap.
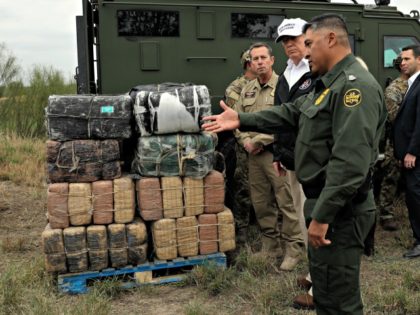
[240,49,251,68]
[275,18,307,43]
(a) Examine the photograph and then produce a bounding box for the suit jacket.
[272,71,317,169]
[393,74,420,160]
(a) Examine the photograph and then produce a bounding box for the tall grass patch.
[0,66,75,138]
[0,133,45,186]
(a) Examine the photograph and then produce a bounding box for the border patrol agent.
[203,14,386,314]
[235,42,304,270]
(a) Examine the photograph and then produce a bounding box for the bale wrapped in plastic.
[47,183,69,229]
[68,183,92,226]
[87,225,108,271]
[92,180,113,224]
[217,208,236,252]
[161,177,183,218]
[63,226,88,273]
[108,224,128,268]
[132,132,216,177]
[198,214,218,255]
[136,178,163,221]
[46,94,133,141]
[42,224,67,273]
[152,219,177,260]
[176,216,198,257]
[134,84,211,135]
[46,139,121,183]
[126,219,148,265]
[113,177,135,223]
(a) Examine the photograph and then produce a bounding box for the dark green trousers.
[305,198,376,315]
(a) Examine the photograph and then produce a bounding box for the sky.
[0,0,417,82]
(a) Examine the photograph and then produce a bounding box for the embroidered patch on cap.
[245,92,256,98]
[299,79,312,90]
[315,88,330,106]
[343,89,362,107]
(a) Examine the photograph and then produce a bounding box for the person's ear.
[327,31,337,48]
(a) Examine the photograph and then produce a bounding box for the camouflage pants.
[378,141,401,220]
[232,143,253,229]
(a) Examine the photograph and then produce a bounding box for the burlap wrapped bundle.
[68,183,92,226]
[217,208,236,252]
[183,177,204,216]
[198,214,218,255]
[108,224,128,268]
[92,180,113,224]
[152,219,177,260]
[204,171,225,214]
[46,94,133,141]
[42,224,67,273]
[46,139,121,183]
[63,226,88,272]
[161,177,184,218]
[136,178,163,221]
[47,183,69,229]
[126,219,148,265]
[114,177,135,223]
[87,225,108,271]
[176,216,198,257]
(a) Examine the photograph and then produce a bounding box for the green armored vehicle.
[75,0,420,104]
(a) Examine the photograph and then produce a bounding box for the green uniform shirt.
[239,54,387,224]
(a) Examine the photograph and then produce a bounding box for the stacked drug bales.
[131,83,236,260]
[43,95,148,274]
[41,84,236,277]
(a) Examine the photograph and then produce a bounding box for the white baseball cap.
[275,18,307,43]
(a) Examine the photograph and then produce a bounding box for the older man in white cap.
[273,17,317,310]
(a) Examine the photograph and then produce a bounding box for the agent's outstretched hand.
[202,100,240,133]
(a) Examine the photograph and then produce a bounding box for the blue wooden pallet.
[57,253,226,294]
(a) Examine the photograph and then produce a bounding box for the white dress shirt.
[283,58,311,90]
[406,70,420,95]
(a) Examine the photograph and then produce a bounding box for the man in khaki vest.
[235,42,305,270]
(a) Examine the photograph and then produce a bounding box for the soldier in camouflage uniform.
[378,56,408,231]
[224,50,256,237]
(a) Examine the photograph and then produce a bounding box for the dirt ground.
[1,180,419,315]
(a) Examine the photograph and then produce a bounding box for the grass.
[0,133,46,187]
[0,65,76,138]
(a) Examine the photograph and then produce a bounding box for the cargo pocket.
[326,263,359,299]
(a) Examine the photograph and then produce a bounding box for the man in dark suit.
[393,44,420,258]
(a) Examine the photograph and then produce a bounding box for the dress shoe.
[403,244,420,258]
[279,255,300,271]
[381,218,399,231]
[296,275,312,291]
[292,293,315,310]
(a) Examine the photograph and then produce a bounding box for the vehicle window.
[231,13,285,39]
[117,10,179,37]
[384,36,420,67]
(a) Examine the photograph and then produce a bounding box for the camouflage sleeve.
[384,83,403,123]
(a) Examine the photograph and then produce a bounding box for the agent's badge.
[343,89,362,107]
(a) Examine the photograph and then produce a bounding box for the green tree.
[0,42,20,90]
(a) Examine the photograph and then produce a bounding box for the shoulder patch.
[299,78,312,90]
[315,88,330,106]
[245,92,256,98]
[343,89,362,107]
